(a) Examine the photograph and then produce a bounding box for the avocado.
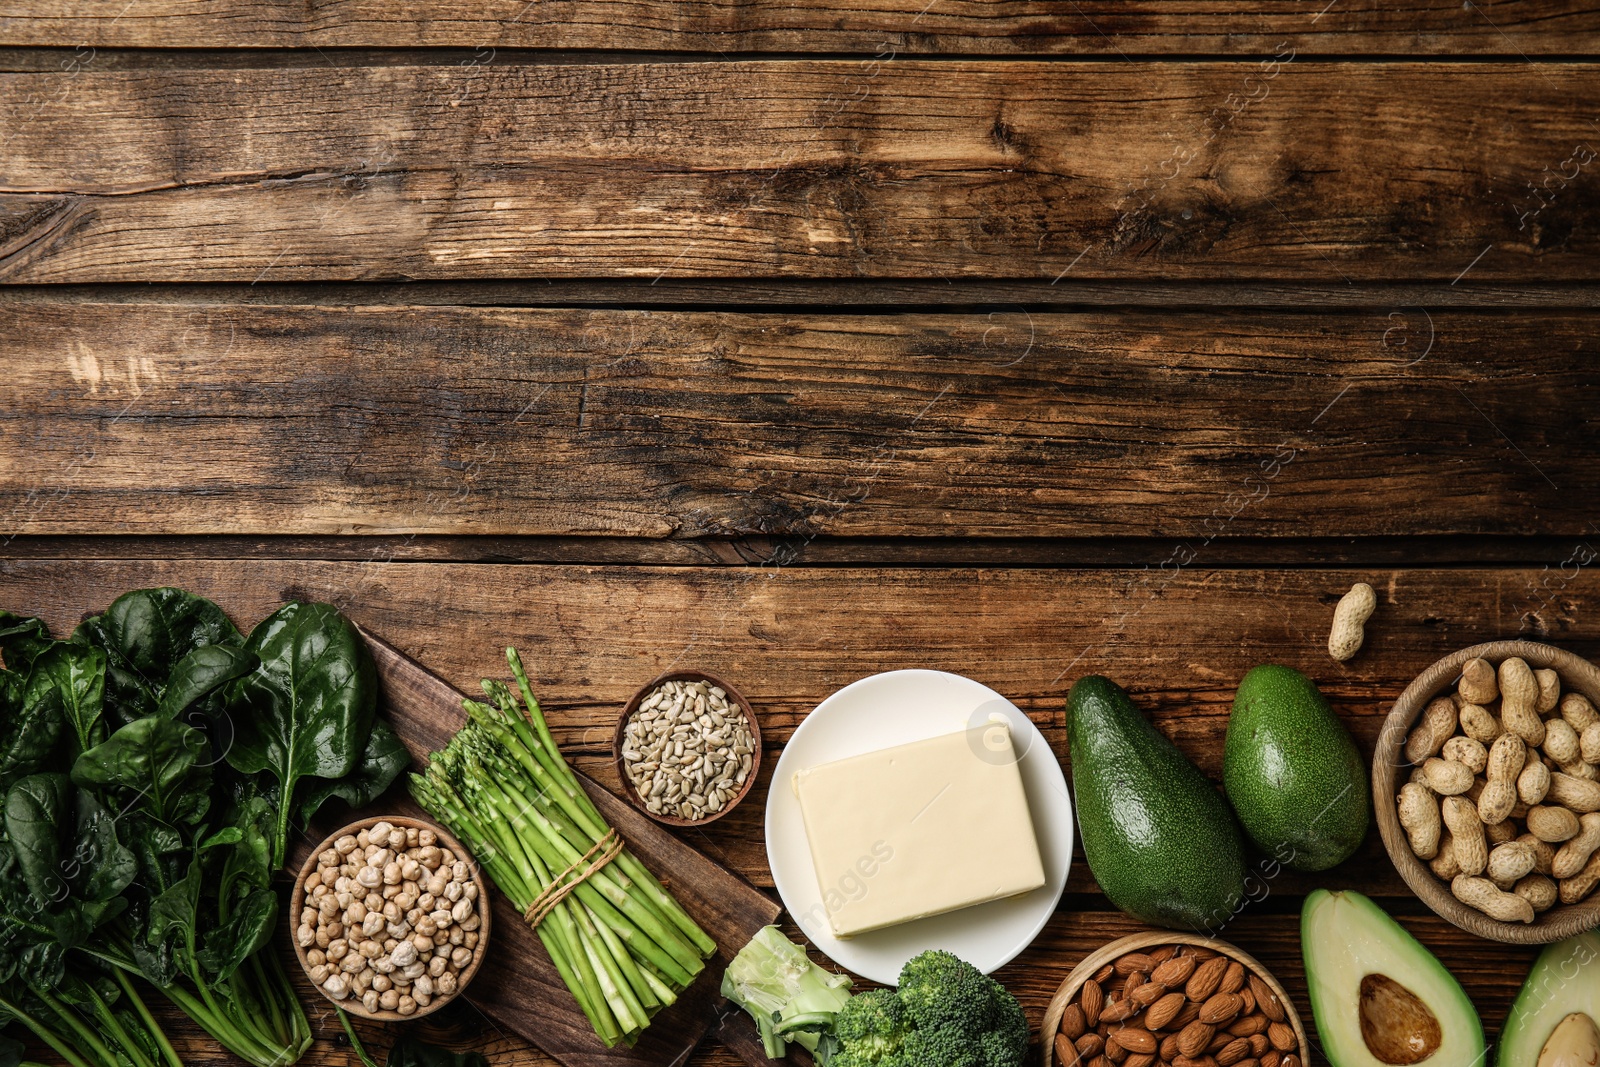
[1066,675,1246,931]
[1224,663,1369,871]
[1498,930,1600,1067]
[1302,889,1484,1067]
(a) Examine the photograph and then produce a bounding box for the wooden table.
[3,3,1599,1064]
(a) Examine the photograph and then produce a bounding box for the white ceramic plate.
[766,669,1073,985]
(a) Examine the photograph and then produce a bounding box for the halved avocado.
[1302,890,1484,1067]
[1498,930,1600,1067]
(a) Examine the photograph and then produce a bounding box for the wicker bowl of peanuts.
[291,815,492,1020]
[1041,933,1310,1067]
[1375,639,1600,944]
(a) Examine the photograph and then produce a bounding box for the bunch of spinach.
[0,588,410,1067]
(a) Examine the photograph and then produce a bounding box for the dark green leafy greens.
[0,588,409,1067]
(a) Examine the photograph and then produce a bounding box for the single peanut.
[1405,698,1458,764]
[1459,658,1499,704]
[1441,736,1487,774]
[1560,758,1600,783]
[1328,582,1376,661]
[1452,874,1535,923]
[1544,719,1582,765]
[1562,693,1599,732]
[1459,704,1503,744]
[1548,772,1600,813]
[1487,840,1537,886]
[1499,658,1546,747]
[1534,668,1562,714]
[1430,830,1463,879]
[1583,722,1600,765]
[1442,796,1487,875]
[1513,873,1559,912]
[1398,783,1441,859]
[1478,733,1525,824]
[1527,805,1581,843]
[1552,812,1600,878]
[1518,752,1552,806]
[1423,757,1476,796]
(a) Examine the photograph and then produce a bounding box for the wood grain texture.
[2,63,1598,282]
[3,560,1578,1065]
[1,0,1596,53]
[4,302,1598,539]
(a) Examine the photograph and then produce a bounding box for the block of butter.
[792,724,1045,938]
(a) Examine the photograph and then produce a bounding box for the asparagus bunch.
[410,649,716,1046]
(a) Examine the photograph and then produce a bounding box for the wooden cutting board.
[347,631,785,1067]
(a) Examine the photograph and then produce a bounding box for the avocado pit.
[1360,973,1444,1065]
[1538,1013,1600,1067]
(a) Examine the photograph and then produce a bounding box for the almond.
[1102,998,1138,1024]
[1178,1020,1216,1058]
[1260,1051,1281,1067]
[1174,1057,1218,1067]
[1186,957,1229,1002]
[1228,1014,1268,1038]
[1282,1055,1302,1067]
[1235,1059,1260,1067]
[1089,1056,1109,1067]
[1061,1004,1088,1041]
[1145,992,1187,1031]
[1056,1033,1081,1067]
[1186,946,1219,960]
[1152,955,1198,987]
[1116,953,1156,976]
[1150,945,1178,963]
[1131,982,1167,1009]
[1248,976,1285,1022]
[1082,981,1105,1027]
[1094,964,1115,983]
[1238,988,1255,1014]
[1077,1033,1105,1058]
[1172,1000,1203,1028]
[1267,1022,1296,1053]
[1160,1034,1181,1060]
[1199,993,1243,1026]
[1216,1038,1252,1066]
[1220,961,1246,995]
[1250,1033,1270,1055]
[1114,1029,1158,1055]
[1105,1033,1124,1059]
[1125,1055,1155,1067]
[1126,971,1147,993]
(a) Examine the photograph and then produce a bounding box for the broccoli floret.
[896,950,998,1035]
[978,976,1028,1067]
[901,1026,981,1067]
[832,989,910,1064]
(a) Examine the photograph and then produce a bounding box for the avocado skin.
[1224,664,1370,872]
[1068,675,1246,931]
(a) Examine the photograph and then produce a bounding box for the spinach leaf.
[297,718,410,825]
[5,772,72,905]
[28,644,108,756]
[0,684,64,793]
[156,644,258,721]
[70,790,137,903]
[75,588,240,724]
[72,718,210,829]
[0,613,52,674]
[226,602,378,866]
[197,887,276,981]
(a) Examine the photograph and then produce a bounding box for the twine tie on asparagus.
[524,828,626,928]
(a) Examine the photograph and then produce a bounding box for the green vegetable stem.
[409,648,716,1047]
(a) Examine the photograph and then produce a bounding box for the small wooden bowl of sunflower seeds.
[613,670,761,827]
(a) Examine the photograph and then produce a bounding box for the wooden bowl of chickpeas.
[291,815,492,1020]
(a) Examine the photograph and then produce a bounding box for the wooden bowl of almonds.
[613,670,761,827]
[290,815,491,1020]
[1374,639,1600,944]
[1041,933,1310,1067]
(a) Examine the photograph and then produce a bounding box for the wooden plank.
[4,560,1577,1064]
[2,63,1598,282]
[0,0,1596,54]
[3,559,1596,893]
[3,302,1597,539]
